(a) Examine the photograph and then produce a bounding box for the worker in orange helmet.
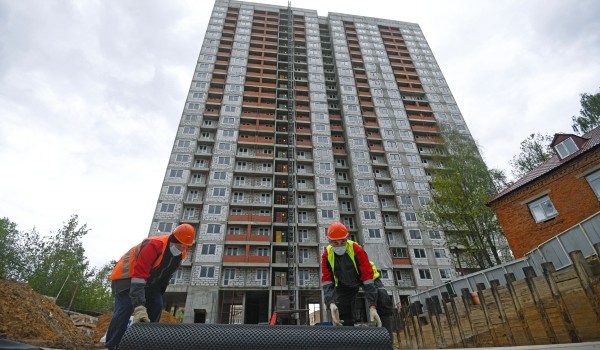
[321,222,394,338]
[104,224,195,349]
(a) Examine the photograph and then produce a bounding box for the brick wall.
[490,149,600,258]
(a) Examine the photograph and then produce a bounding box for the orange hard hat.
[172,224,195,246]
[326,222,349,241]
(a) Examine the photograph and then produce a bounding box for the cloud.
[1,0,599,267]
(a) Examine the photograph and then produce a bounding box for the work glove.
[369,307,382,327]
[132,305,150,324]
[329,303,343,326]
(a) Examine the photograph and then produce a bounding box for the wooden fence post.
[523,266,558,344]
[431,295,447,348]
[489,279,515,346]
[476,283,500,346]
[461,288,479,347]
[569,250,600,323]
[411,301,424,349]
[445,291,467,348]
[505,273,535,345]
[425,298,441,349]
[541,261,580,343]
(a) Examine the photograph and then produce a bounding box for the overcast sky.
[1,0,599,268]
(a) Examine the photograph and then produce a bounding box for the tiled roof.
[488,126,600,205]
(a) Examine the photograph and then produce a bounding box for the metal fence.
[409,211,600,305]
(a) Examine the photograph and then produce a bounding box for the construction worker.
[104,224,195,350]
[321,222,394,338]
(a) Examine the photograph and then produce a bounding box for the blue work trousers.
[105,287,163,349]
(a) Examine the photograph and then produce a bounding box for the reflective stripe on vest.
[110,234,187,281]
[326,240,380,286]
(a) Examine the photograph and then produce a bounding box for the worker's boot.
[381,315,394,342]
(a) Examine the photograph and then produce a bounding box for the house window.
[160,203,175,213]
[368,228,381,238]
[256,269,268,285]
[528,195,558,223]
[207,224,221,234]
[363,211,376,220]
[223,269,235,286]
[321,209,334,219]
[212,188,226,197]
[414,249,426,258]
[158,222,173,233]
[392,247,408,258]
[418,268,432,279]
[404,212,417,222]
[428,230,441,239]
[208,205,221,214]
[409,229,421,239]
[298,270,310,286]
[213,171,226,180]
[199,266,215,278]
[167,186,181,195]
[434,248,447,258]
[586,170,600,198]
[554,137,578,159]
[201,244,216,255]
[440,269,451,279]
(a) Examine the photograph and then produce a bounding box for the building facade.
[150,0,475,324]
[488,129,600,258]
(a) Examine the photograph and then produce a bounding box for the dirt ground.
[0,279,178,350]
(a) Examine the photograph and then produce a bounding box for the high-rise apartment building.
[150,0,472,324]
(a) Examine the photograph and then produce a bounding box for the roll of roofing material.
[118,323,392,350]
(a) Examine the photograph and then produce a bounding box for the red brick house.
[487,127,600,258]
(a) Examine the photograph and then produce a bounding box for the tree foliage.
[509,133,554,179]
[421,130,512,271]
[1,215,113,312]
[572,87,600,134]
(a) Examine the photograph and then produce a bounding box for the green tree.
[572,87,600,134]
[509,133,554,179]
[72,261,115,312]
[0,218,22,279]
[421,130,512,271]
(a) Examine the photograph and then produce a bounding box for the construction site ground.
[0,279,178,350]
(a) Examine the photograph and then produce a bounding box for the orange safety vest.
[110,234,187,281]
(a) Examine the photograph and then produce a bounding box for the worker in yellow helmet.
[104,224,195,349]
[321,222,394,338]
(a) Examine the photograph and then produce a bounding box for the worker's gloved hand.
[329,303,342,326]
[132,305,150,324]
[369,307,382,327]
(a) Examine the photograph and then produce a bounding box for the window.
[158,222,173,233]
[212,188,226,197]
[177,140,191,148]
[405,212,417,222]
[528,195,558,222]
[409,229,421,239]
[169,169,183,178]
[419,268,432,279]
[320,163,331,170]
[208,205,221,214]
[363,211,376,220]
[223,269,235,286]
[213,171,226,180]
[199,266,215,278]
[433,248,447,258]
[256,269,268,285]
[322,192,334,201]
[160,203,175,213]
[391,247,408,258]
[175,154,189,162]
[428,230,441,239]
[167,186,181,195]
[440,269,451,279]
[257,247,269,256]
[368,228,381,238]
[321,209,334,219]
[380,270,389,279]
[419,197,430,206]
[363,194,375,203]
[586,170,600,198]
[217,157,230,165]
[226,247,238,256]
[222,130,235,137]
[319,177,331,185]
[218,142,231,150]
[555,137,578,159]
[207,224,221,234]
[298,270,310,286]
[201,244,216,255]
[414,249,426,258]
[400,196,412,205]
